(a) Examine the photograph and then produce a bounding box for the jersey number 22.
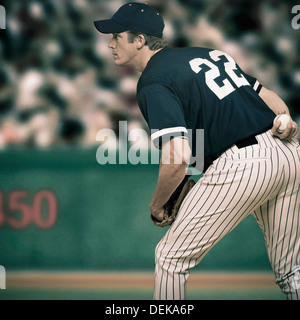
[189,50,250,100]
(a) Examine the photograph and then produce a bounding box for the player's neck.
[134,47,162,73]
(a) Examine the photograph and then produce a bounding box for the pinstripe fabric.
[154,130,300,300]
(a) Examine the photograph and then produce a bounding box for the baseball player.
[94,2,300,300]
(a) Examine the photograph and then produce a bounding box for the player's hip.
[216,130,299,161]
[255,130,300,177]
[207,129,300,188]
[255,130,299,150]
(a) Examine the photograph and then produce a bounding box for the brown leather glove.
[151,176,196,227]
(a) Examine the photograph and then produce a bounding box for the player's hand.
[271,116,298,140]
[150,204,164,222]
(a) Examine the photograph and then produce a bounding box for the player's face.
[108,32,137,67]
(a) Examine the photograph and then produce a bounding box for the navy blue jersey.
[137,46,275,171]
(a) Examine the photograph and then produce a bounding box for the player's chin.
[113,58,125,66]
[114,57,131,67]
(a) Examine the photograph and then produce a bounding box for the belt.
[235,135,258,149]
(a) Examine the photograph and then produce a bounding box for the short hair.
[127,30,168,51]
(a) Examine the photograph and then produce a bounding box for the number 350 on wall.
[0,190,57,229]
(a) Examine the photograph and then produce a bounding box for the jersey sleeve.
[244,73,262,93]
[137,83,188,149]
[237,66,262,93]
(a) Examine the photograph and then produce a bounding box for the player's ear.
[136,34,146,50]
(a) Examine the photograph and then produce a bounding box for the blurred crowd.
[0,0,299,149]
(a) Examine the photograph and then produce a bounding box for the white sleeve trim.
[151,127,188,141]
[253,80,260,91]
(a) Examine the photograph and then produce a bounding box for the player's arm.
[150,137,191,221]
[259,87,298,139]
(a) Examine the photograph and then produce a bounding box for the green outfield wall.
[0,148,272,272]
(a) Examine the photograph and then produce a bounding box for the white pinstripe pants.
[154,131,300,300]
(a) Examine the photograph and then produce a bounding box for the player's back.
[137,46,275,171]
[138,46,265,121]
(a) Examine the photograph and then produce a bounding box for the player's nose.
[108,38,116,49]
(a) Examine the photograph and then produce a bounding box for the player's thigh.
[253,152,300,275]
[164,157,276,258]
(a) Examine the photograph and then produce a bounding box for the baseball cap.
[94,2,164,38]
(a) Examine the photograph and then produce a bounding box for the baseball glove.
[151,176,196,227]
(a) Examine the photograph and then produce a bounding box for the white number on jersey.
[189,50,250,100]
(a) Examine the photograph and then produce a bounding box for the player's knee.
[155,241,188,275]
[276,265,300,299]
[155,241,175,270]
[155,241,166,266]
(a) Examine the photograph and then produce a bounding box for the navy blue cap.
[94,2,164,38]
